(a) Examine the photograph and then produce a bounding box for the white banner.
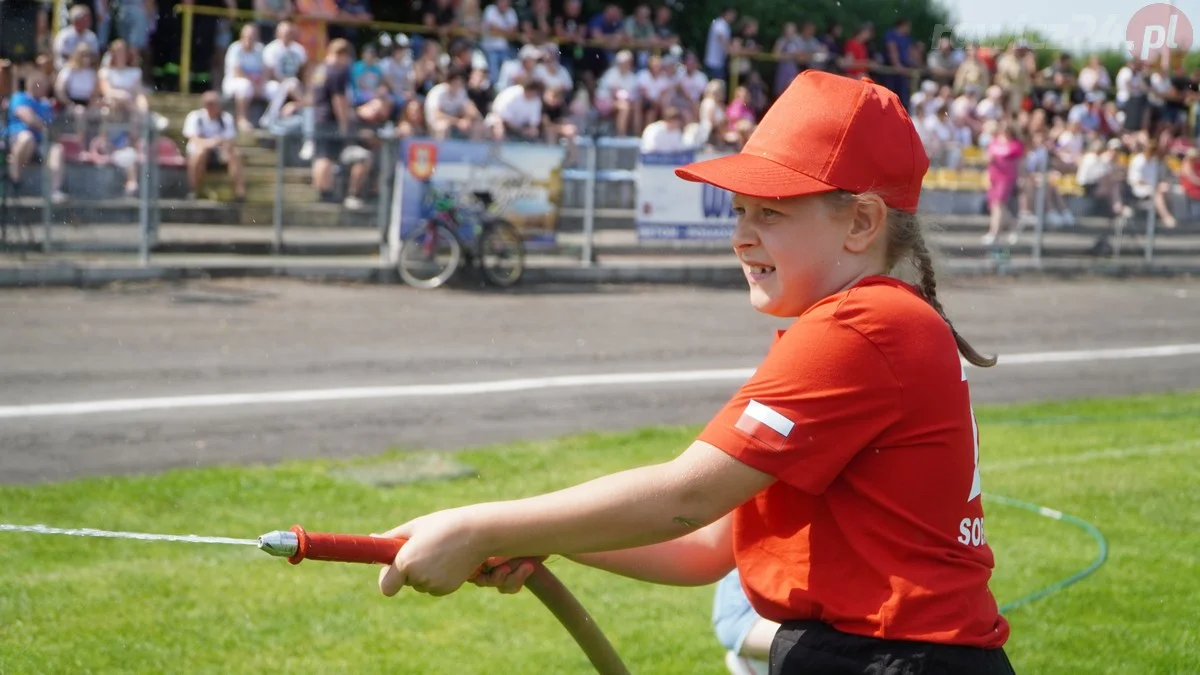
[636,150,737,241]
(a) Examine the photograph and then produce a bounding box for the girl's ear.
[843,194,888,254]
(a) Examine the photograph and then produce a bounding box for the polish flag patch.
[734,400,795,450]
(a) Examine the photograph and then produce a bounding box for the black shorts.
[769,621,1016,675]
[206,151,227,171]
[313,125,344,161]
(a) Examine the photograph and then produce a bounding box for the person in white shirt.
[974,85,1005,122]
[1053,120,1086,169]
[533,43,572,94]
[636,54,675,127]
[697,78,732,148]
[916,103,952,167]
[481,0,520,83]
[595,49,641,136]
[703,7,736,81]
[1076,139,1127,218]
[222,24,270,132]
[55,43,99,107]
[53,5,100,70]
[55,43,100,139]
[1115,59,1150,131]
[261,21,309,127]
[182,91,247,201]
[98,39,150,118]
[496,43,541,90]
[639,106,685,153]
[1076,55,1111,96]
[488,80,545,141]
[1126,139,1178,227]
[425,67,485,140]
[675,51,709,106]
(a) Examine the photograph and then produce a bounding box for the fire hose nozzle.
[258,525,405,565]
[257,530,300,559]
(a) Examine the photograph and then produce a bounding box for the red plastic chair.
[155,137,186,168]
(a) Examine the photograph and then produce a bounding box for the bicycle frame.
[420,186,488,251]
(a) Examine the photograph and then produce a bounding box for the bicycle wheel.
[478,219,526,287]
[398,221,463,289]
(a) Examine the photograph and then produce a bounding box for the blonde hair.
[825,191,997,368]
[327,39,354,59]
[105,39,133,67]
[69,42,93,69]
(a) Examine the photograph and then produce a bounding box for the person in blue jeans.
[713,569,778,675]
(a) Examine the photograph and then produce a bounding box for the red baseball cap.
[675,71,929,213]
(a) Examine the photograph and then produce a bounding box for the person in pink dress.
[725,85,757,148]
[982,120,1025,246]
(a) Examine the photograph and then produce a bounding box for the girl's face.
[405,101,423,123]
[730,193,880,317]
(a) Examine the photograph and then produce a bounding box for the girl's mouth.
[745,265,775,282]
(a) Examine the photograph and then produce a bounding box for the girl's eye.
[762,208,781,218]
[732,206,746,216]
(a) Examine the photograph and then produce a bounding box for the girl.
[1126,138,1178,229]
[55,44,101,140]
[98,40,150,119]
[373,71,1014,674]
[981,120,1026,245]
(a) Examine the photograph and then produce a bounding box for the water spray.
[0,523,630,675]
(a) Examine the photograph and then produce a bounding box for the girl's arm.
[567,511,735,586]
[474,441,771,558]
[377,441,774,596]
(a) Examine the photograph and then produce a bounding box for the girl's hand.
[375,507,488,597]
[468,556,545,594]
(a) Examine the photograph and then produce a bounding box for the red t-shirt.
[843,38,869,77]
[698,276,1009,649]
[1182,158,1200,200]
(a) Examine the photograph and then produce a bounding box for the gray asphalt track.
[2,276,1199,484]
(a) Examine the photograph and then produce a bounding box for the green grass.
[1,392,1198,674]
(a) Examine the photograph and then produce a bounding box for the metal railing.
[0,107,165,262]
[8,108,1199,271]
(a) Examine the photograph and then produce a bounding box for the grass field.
[0,391,1197,674]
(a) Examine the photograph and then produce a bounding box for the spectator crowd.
[2,1,1199,227]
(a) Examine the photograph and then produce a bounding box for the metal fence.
[1,106,165,264]
[6,118,1200,273]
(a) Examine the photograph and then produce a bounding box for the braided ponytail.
[908,227,997,368]
[825,190,998,368]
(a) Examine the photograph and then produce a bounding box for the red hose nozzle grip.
[286,525,407,565]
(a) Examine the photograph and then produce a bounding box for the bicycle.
[397,182,526,289]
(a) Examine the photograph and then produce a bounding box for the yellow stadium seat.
[961,146,984,165]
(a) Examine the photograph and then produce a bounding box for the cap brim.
[674,153,838,199]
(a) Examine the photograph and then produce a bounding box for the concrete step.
[2,199,380,228]
[238,166,313,185]
[197,181,318,205]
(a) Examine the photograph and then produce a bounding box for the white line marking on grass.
[982,440,1200,473]
[2,342,1200,421]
